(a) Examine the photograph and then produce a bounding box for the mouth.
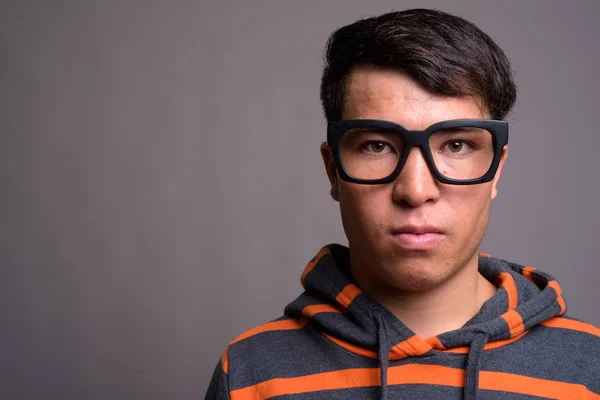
[389,226,446,250]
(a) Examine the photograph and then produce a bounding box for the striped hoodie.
[205,244,600,399]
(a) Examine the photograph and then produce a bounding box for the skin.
[320,64,508,338]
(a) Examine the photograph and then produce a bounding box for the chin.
[381,256,454,292]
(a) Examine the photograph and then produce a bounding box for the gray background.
[1,0,599,398]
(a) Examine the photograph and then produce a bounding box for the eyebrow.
[347,127,397,134]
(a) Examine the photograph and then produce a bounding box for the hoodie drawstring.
[374,309,489,400]
[463,333,489,400]
[373,310,391,400]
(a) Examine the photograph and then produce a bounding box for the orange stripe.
[326,317,595,359]
[229,364,600,399]
[230,367,379,399]
[501,309,525,338]
[221,346,229,374]
[541,317,600,337]
[440,329,530,354]
[479,253,492,258]
[300,247,330,287]
[335,283,363,308]
[321,332,378,359]
[388,364,463,386]
[393,334,431,357]
[495,272,518,310]
[548,281,567,315]
[231,318,308,345]
[331,329,532,358]
[479,370,600,399]
[522,266,535,281]
[321,333,429,361]
[302,303,345,319]
[426,336,446,350]
[327,329,531,359]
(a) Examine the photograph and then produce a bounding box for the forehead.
[342,64,486,129]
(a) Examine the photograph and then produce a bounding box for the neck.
[351,253,497,339]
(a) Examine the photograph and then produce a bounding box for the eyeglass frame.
[326,118,509,185]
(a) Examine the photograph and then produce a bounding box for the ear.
[320,141,340,202]
[491,145,508,200]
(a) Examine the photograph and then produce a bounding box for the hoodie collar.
[285,244,567,399]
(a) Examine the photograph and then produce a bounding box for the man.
[206,9,600,400]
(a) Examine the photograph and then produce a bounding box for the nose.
[392,147,440,207]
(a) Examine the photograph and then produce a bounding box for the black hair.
[320,9,517,121]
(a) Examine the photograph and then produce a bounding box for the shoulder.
[219,316,320,384]
[537,315,600,387]
[537,314,600,341]
[529,315,600,368]
[222,316,309,365]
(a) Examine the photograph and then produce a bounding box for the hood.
[284,244,566,400]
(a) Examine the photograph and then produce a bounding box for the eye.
[443,140,474,154]
[368,142,387,153]
[447,141,464,153]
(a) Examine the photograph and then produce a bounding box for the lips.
[390,225,446,250]
[391,225,444,235]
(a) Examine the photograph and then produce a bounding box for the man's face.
[321,64,507,293]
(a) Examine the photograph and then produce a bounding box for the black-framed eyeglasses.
[327,119,508,185]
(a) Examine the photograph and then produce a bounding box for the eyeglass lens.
[339,126,494,181]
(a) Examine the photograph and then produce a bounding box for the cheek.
[338,184,391,234]
[446,186,492,236]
